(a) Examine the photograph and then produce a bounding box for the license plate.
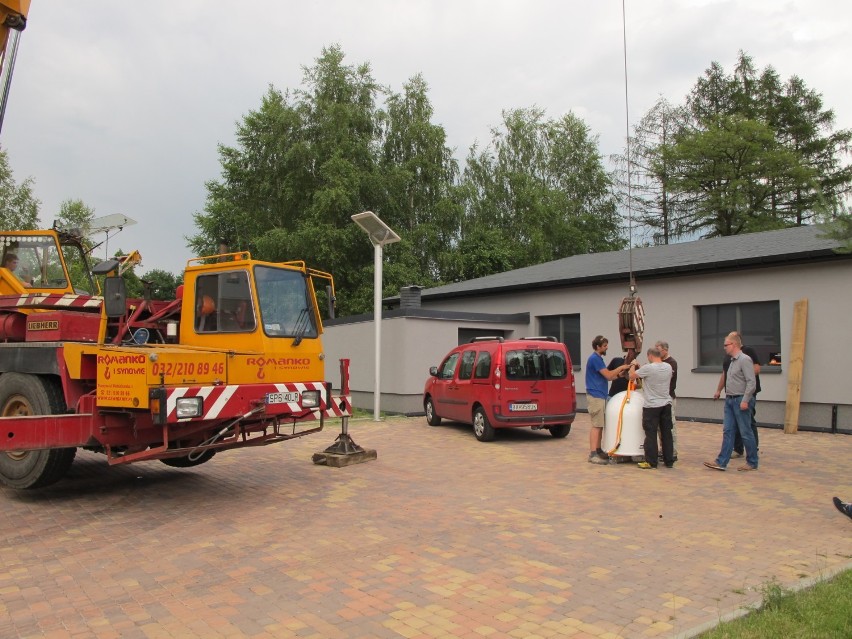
[266,391,299,404]
[509,403,538,412]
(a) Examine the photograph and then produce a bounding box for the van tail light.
[494,365,501,389]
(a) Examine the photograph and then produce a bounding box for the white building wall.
[323,260,852,430]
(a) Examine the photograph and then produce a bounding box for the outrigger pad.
[312,432,377,467]
[312,449,377,467]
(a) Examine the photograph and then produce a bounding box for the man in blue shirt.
[586,335,631,464]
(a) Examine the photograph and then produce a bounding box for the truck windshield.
[254,266,317,339]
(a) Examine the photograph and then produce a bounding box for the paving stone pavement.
[1,415,851,639]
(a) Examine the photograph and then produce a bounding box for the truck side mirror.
[103,276,127,318]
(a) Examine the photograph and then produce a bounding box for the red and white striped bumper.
[164,382,351,423]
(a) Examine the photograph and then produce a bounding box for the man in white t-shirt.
[629,347,674,469]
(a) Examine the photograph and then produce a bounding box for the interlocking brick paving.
[1,415,850,638]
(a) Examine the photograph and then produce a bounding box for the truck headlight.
[301,390,320,408]
[176,396,203,418]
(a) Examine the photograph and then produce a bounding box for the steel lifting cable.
[617,0,644,364]
[622,0,634,286]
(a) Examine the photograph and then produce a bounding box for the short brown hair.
[592,335,608,349]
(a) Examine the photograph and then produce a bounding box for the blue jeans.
[716,396,758,468]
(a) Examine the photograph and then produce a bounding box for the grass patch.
[699,569,852,638]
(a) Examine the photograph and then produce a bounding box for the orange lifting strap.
[606,379,637,457]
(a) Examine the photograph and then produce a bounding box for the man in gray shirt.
[629,347,674,469]
[704,332,758,471]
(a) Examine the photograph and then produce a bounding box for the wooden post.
[783,299,808,434]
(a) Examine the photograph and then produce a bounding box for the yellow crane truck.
[0,228,350,488]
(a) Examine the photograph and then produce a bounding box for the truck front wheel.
[0,373,76,489]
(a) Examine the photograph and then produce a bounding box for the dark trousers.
[734,400,759,453]
[643,404,674,467]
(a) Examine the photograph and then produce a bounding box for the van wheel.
[549,424,571,438]
[0,373,76,489]
[424,397,441,426]
[472,407,495,442]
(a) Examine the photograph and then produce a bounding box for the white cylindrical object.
[602,389,645,456]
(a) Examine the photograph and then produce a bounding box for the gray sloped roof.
[407,225,846,303]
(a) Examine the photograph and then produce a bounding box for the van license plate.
[266,391,299,404]
[509,403,538,412]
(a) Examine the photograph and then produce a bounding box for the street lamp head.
[351,211,401,246]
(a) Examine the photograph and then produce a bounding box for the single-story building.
[323,225,851,432]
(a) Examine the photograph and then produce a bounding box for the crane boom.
[0,0,29,134]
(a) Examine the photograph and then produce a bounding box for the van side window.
[458,350,476,380]
[473,352,492,379]
[439,353,460,380]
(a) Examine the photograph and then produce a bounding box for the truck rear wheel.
[0,373,76,489]
[160,450,216,467]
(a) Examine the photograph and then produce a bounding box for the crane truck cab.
[0,237,349,489]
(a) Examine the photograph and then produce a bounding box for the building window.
[697,301,781,368]
[539,314,580,368]
[458,328,506,345]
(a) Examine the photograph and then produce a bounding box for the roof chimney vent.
[400,285,423,309]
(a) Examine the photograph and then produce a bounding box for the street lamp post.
[351,211,400,421]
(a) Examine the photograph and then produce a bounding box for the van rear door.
[500,346,549,419]
[542,347,575,418]
[500,345,574,421]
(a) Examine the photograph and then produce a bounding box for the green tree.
[770,74,852,225]
[138,268,182,300]
[193,46,463,315]
[54,199,97,292]
[660,115,815,237]
[192,45,386,315]
[378,74,463,289]
[819,202,852,254]
[0,146,40,230]
[458,107,623,279]
[190,86,307,258]
[613,97,693,244]
[627,52,852,240]
[679,52,849,235]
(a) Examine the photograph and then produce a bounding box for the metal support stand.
[312,359,377,467]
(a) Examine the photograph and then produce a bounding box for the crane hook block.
[618,295,645,354]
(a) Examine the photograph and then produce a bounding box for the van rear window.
[505,349,568,380]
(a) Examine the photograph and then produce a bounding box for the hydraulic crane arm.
[0,0,30,134]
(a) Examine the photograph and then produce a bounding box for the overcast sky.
[2,0,849,275]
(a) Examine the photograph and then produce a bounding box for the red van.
[423,337,576,441]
